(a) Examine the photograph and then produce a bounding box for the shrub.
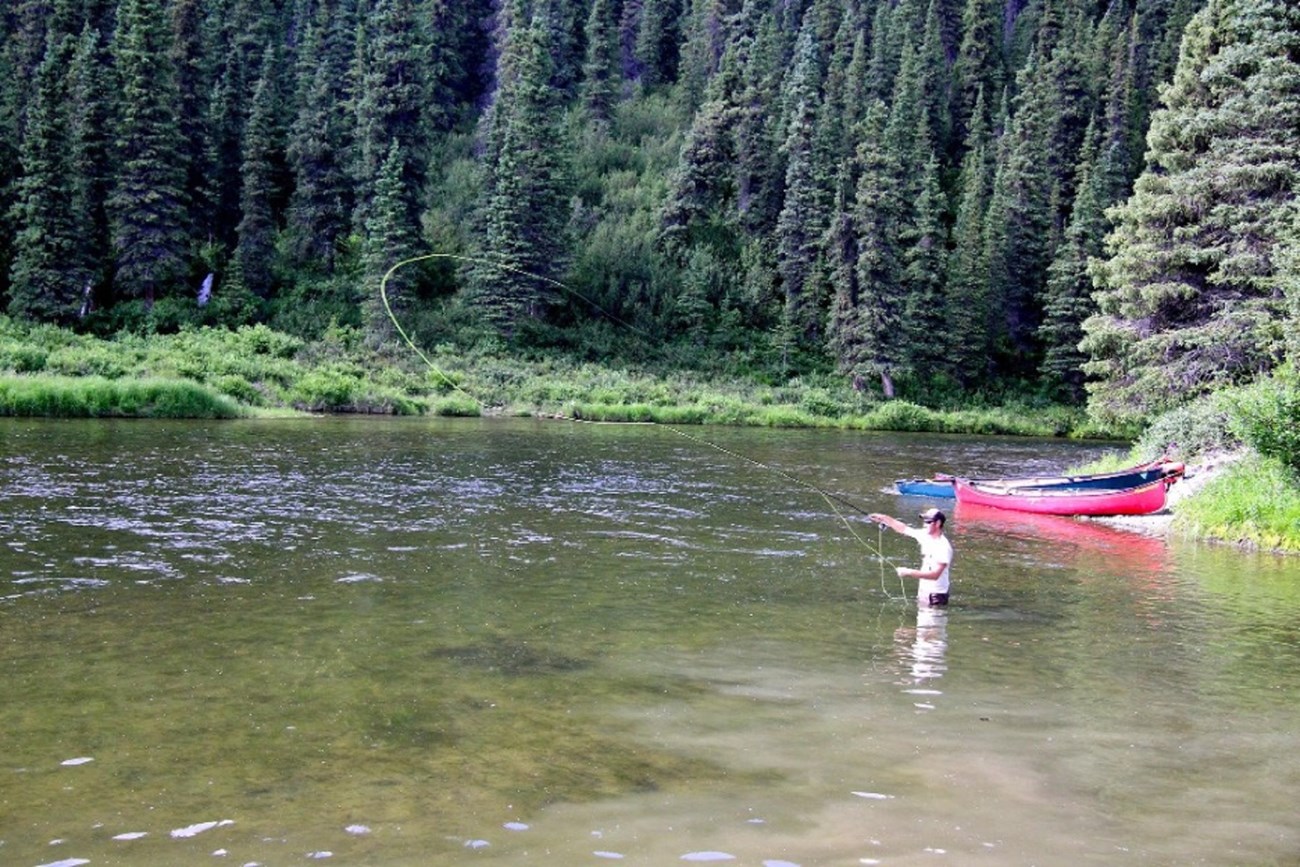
[1134,391,1240,461]
[0,342,49,372]
[212,374,264,406]
[291,366,363,410]
[1229,373,1300,473]
[432,394,481,417]
[863,400,940,431]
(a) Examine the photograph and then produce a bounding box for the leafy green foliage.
[1229,371,1300,474]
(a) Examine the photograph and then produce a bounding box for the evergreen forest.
[2,0,1299,432]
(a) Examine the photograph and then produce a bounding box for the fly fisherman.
[867,508,953,607]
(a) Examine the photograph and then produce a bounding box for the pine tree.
[8,35,78,322]
[944,85,994,382]
[582,0,622,122]
[109,0,191,307]
[1083,0,1300,424]
[352,0,428,233]
[285,5,354,270]
[66,23,112,310]
[362,139,422,344]
[234,49,282,297]
[775,16,825,345]
[850,102,907,397]
[983,50,1055,371]
[470,3,572,337]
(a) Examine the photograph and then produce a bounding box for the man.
[867,507,952,607]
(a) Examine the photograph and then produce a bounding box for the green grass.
[1174,455,1300,552]
[0,375,241,419]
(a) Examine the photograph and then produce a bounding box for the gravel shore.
[1087,452,1239,537]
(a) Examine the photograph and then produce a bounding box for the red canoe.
[953,475,1176,516]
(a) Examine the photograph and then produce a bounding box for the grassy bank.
[0,317,1104,436]
[0,374,241,419]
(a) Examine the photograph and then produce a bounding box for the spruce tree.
[0,48,18,307]
[775,16,825,346]
[850,102,906,397]
[66,23,112,311]
[470,4,572,337]
[353,0,428,233]
[285,8,353,271]
[660,43,742,255]
[734,13,785,237]
[1083,0,1300,424]
[1038,121,1106,400]
[901,148,947,371]
[983,50,1055,371]
[362,139,421,344]
[109,0,191,307]
[944,86,994,382]
[1038,16,1138,399]
[634,0,681,89]
[582,0,623,122]
[949,0,1003,155]
[234,50,282,297]
[8,35,78,323]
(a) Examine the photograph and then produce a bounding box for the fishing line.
[380,252,908,597]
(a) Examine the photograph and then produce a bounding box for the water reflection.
[895,607,948,706]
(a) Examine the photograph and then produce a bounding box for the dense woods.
[1,0,1297,427]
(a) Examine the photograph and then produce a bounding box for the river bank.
[1093,450,1300,553]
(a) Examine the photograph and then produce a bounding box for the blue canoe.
[895,477,955,497]
[896,460,1185,500]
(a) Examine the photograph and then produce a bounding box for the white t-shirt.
[905,527,953,601]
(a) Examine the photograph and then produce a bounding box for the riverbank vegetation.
[1,0,1297,549]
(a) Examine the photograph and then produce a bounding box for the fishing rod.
[379,253,909,599]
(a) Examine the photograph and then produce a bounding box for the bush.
[1134,390,1240,461]
[862,400,940,431]
[432,394,481,417]
[1229,372,1300,473]
[291,366,364,410]
[0,342,49,372]
[212,374,264,406]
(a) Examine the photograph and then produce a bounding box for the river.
[2,417,1297,866]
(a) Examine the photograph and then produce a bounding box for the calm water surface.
[1,418,1298,866]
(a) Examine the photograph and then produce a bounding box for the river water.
[1,417,1297,866]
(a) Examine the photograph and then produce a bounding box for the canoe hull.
[894,478,955,498]
[897,461,1182,502]
[953,477,1172,516]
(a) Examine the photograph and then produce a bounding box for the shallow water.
[2,418,1298,866]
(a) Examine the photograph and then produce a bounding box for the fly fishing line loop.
[380,252,907,597]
